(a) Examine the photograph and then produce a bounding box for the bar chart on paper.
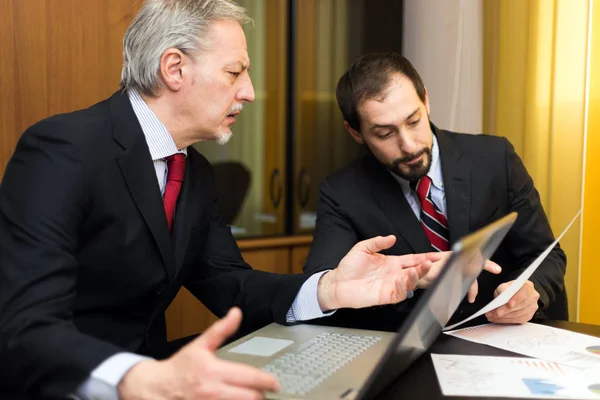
[431,354,600,399]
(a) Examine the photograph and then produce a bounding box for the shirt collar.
[127,90,187,161]
[389,133,444,192]
[428,134,443,190]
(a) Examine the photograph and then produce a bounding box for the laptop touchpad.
[228,336,294,357]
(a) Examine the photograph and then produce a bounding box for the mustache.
[392,148,429,167]
[228,104,244,114]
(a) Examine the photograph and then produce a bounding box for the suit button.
[156,285,166,295]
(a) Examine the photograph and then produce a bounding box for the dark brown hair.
[336,52,426,132]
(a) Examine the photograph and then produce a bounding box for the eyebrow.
[370,108,420,130]
[225,61,250,72]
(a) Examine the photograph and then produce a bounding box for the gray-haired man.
[0,1,441,399]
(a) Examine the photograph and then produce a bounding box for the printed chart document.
[443,210,581,331]
[445,323,600,370]
[431,354,600,399]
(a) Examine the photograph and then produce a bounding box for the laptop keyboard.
[262,332,381,396]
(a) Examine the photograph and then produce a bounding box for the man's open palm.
[318,235,442,310]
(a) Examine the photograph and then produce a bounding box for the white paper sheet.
[443,210,581,331]
[445,323,600,370]
[431,354,600,399]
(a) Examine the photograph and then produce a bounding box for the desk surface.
[379,321,600,400]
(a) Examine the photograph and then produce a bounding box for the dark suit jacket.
[304,125,567,332]
[0,91,309,399]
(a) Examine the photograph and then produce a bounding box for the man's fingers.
[487,303,538,324]
[509,282,539,308]
[505,303,538,321]
[414,260,432,279]
[207,382,268,400]
[196,307,242,352]
[483,260,502,274]
[504,289,535,313]
[488,304,510,318]
[398,251,446,270]
[398,268,419,302]
[507,289,530,309]
[467,279,478,303]
[355,235,396,254]
[488,291,538,318]
[424,251,447,263]
[394,253,430,269]
[412,251,447,267]
[391,268,418,303]
[219,360,280,392]
[490,300,527,318]
[505,282,538,308]
[493,281,512,298]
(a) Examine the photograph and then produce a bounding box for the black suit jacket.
[0,91,309,398]
[304,125,567,331]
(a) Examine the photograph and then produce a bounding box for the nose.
[237,74,255,103]
[397,129,418,154]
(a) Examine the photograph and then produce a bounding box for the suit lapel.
[364,157,432,253]
[109,91,177,281]
[435,127,472,245]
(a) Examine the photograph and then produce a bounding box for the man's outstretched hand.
[118,308,278,400]
[317,235,442,310]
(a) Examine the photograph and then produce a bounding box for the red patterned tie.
[413,176,449,251]
[163,154,186,232]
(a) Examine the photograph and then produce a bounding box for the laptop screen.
[358,212,517,400]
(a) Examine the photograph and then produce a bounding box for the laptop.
[217,212,518,400]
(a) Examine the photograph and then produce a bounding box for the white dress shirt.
[389,134,447,219]
[75,90,332,400]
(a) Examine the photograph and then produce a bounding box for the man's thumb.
[494,282,510,298]
[195,307,242,352]
[356,235,396,254]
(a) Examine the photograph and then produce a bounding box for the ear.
[344,121,364,144]
[424,88,431,116]
[159,48,187,92]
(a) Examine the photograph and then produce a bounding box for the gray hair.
[120,0,252,96]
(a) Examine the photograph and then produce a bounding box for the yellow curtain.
[484,0,591,321]
[580,0,600,325]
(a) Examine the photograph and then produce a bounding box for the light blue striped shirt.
[76,90,331,400]
[128,89,187,195]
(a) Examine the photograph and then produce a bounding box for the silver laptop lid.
[358,212,518,400]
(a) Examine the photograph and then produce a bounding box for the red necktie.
[163,154,186,232]
[413,176,449,251]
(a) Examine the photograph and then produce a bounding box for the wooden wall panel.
[164,287,218,343]
[290,245,310,275]
[13,0,48,140]
[0,0,17,174]
[0,0,140,176]
[108,0,140,85]
[46,0,106,115]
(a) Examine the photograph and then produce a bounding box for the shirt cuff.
[286,270,337,322]
[74,352,152,400]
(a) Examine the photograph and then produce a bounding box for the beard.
[217,104,243,145]
[389,146,432,182]
[217,130,233,145]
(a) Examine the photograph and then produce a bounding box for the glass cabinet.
[194,0,404,238]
